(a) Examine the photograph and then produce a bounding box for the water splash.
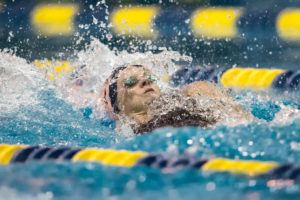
[0,50,45,114]
[54,38,193,118]
[1,45,300,199]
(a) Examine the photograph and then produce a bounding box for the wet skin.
[116,66,161,123]
[112,65,248,127]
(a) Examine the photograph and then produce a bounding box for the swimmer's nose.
[139,78,151,87]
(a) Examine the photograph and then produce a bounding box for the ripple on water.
[1,42,300,199]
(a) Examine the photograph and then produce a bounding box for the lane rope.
[1,144,300,181]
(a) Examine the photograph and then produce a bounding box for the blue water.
[1,89,300,199]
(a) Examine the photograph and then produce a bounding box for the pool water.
[1,85,300,199]
[1,45,300,199]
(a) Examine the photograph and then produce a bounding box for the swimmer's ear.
[101,80,119,120]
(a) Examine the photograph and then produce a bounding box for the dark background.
[1,0,300,69]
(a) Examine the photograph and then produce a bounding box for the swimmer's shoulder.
[181,81,226,99]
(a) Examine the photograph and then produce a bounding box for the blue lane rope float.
[171,67,226,86]
[272,70,300,91]
[171,66,300,91]
[264,163,300,180]
[1,144,300,182]
[12,147,80,162]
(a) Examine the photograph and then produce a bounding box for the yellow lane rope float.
[277,8,300,42]
[201,158,278,177]
[1,144,299,181]
[190,7,243,39]
[33,60,73,81]
[110,6,159,39]
[31,4,79,36]
[220,68,284,89]
[72,148,147,167]
[0,144,26,165]
[108,6,300,41]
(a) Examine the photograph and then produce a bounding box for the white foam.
[55,38,193,118]
[272,105,300,126]
[0,50,45,114]
[74,38,192,88]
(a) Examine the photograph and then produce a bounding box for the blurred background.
[1,0,300,69]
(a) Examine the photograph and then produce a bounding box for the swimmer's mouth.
[144,88,155,93]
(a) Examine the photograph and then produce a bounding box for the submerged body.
[101,65,253,134]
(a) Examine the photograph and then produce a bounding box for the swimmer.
[101,64,254,134]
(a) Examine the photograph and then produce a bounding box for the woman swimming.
[101,64,254,134]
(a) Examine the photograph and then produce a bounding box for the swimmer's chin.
[142,93,160,103]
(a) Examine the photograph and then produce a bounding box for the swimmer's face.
[116,66,161,115]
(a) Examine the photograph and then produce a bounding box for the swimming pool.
[1,0,300,197]
[1,50,300,200]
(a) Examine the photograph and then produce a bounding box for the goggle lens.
[124,75,158,88]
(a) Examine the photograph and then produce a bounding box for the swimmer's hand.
[181,81,227,100]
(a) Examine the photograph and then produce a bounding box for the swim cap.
[101,64,143,118]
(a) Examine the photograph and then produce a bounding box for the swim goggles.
[103,65,157,115]
[124,74,158,88]
[108,73,158,113]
